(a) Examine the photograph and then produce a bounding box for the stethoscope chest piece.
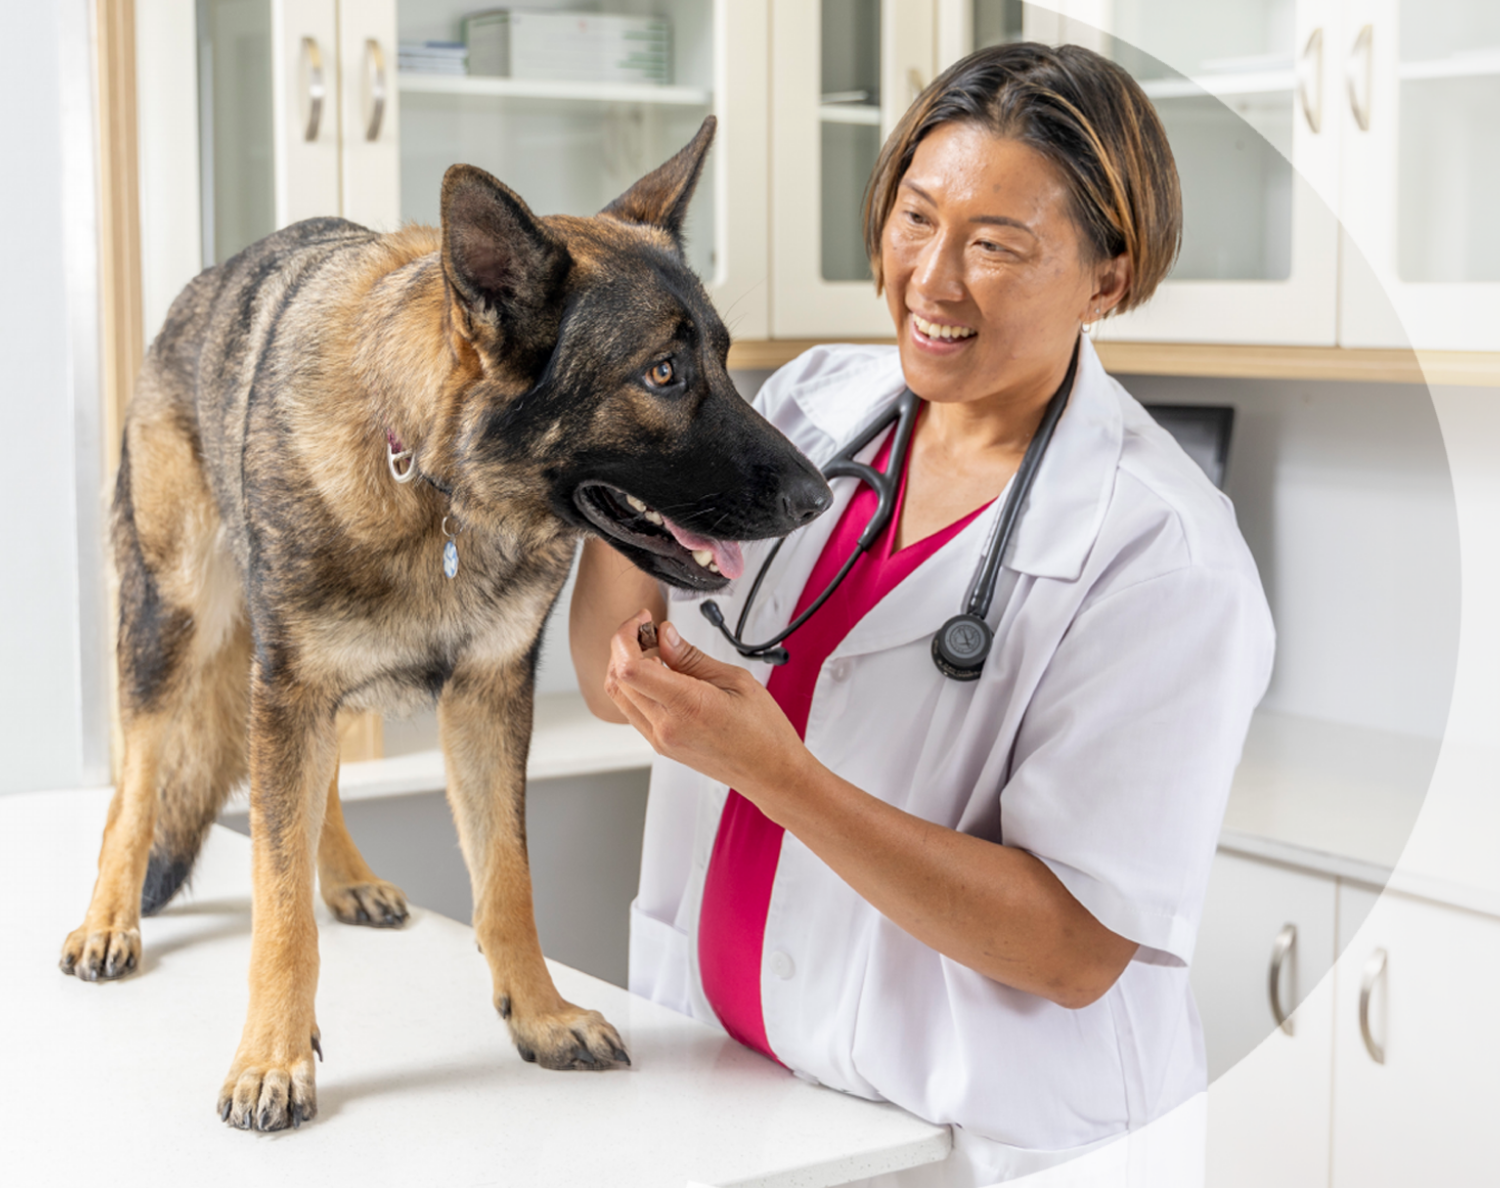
[932,613,992,681]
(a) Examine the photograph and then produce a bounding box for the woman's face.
[881,121,1127,411]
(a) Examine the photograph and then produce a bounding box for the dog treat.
[637,620,659,651]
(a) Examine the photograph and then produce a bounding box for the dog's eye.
[646,359,676,388]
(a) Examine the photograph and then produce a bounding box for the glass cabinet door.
[943,0,1343,345]
[771,0,936,339]
[397,0,716,280]
[1339,0,1500,350]
[195,0,758,333]
[395,0,766,337]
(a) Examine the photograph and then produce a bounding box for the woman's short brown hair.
[862,42,1182,314]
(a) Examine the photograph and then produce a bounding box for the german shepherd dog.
[59,118,830,1131]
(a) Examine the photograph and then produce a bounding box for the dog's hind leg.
[439,659,630,1071]
[62,420,250,978]
[60,714,168,980]
[317,769,410,927]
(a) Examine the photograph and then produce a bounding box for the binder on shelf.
[461,9,671,85]
[398,40,469,75]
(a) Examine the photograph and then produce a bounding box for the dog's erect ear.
[441,164,570,328]
[600,115,716,243]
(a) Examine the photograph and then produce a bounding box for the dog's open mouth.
[574,483,745,585]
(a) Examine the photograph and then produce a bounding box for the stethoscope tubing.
[702,337,1081,674]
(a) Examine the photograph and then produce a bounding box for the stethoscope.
[701,338,1080,682]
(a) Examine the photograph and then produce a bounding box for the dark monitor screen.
[1142,405,1235,491]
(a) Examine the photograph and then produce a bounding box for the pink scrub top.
[697,407,991,1061]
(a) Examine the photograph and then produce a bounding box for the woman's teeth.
[912,314,975,341]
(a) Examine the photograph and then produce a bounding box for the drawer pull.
[1359,947,1388,1065]
[1268,923,1297,1035]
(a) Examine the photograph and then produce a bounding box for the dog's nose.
[782,472,833,527]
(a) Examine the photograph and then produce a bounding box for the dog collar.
[387,428,461,579]
[385,428,454,498]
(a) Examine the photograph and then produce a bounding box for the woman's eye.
[646,359,675,387]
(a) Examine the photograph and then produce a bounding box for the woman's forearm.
[746,751,1138,1008]
[569,537,666,723]
[606,618,1137,1007]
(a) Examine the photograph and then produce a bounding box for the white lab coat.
[629,338,1274,1185]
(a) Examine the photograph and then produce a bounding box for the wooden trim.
[96,0,143,479]
[96,0,144,782]
[726,338,1500,388]
[337,709,385,765]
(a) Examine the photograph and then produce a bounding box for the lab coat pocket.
[628,900,692,1018]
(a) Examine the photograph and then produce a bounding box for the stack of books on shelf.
[398,40,469,75]
[463,9,671,84]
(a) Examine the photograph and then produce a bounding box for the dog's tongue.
[661,516,745,580]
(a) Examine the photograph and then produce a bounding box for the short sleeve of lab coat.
[1000,563,1274,967]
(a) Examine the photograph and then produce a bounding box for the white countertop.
[1219,709,1437,881]
[1,787,948,1188]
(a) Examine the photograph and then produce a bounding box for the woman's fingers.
[656,622,734,685]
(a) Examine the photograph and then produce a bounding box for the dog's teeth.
[692,549,713,568]
[707,561,720,574]
[626,495,647,512]
[644,510,663,526]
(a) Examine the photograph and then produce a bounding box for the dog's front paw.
[59,924,140,981]
[218,1030,321,1131]
[322,878,409,928]
[508,1003,630,1071]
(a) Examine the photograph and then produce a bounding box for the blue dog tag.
[443,538,459,579]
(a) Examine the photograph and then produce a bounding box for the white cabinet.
[934,1,1499,351]
[199,0,398,255]
[1193,851,1337,1188]
[1072,0,1345,346]
[1330,884,1500,1186]
[1337,0,1500,350]
[769,0,936,338]
[1195,861,1500,1188]
[338,0,401,232]
[943,0,1344,347]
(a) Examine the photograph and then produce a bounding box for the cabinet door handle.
[1268,922,1297,1035]
[1297,27,1324,133]
[1346,23,1374,132]
[1358,947,1388,1065]
[906,68,926,105]
[364,38,387,142]
[301,36,325,143]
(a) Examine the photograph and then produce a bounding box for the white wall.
[0,0,109,794]
[1124,374,1461,741]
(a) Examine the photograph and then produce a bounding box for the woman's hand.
[604,611,811,807]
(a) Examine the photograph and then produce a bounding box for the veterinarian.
[571,43,1273,1187]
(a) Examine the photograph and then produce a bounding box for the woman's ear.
[1087,254,1134,321]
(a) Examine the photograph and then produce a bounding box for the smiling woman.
[571,42,1272,1188]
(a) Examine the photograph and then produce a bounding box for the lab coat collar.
[764,337,1122,662]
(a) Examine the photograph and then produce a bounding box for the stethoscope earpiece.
[931,614,991,681]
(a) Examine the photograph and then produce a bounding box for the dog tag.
[443,538,459,579]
